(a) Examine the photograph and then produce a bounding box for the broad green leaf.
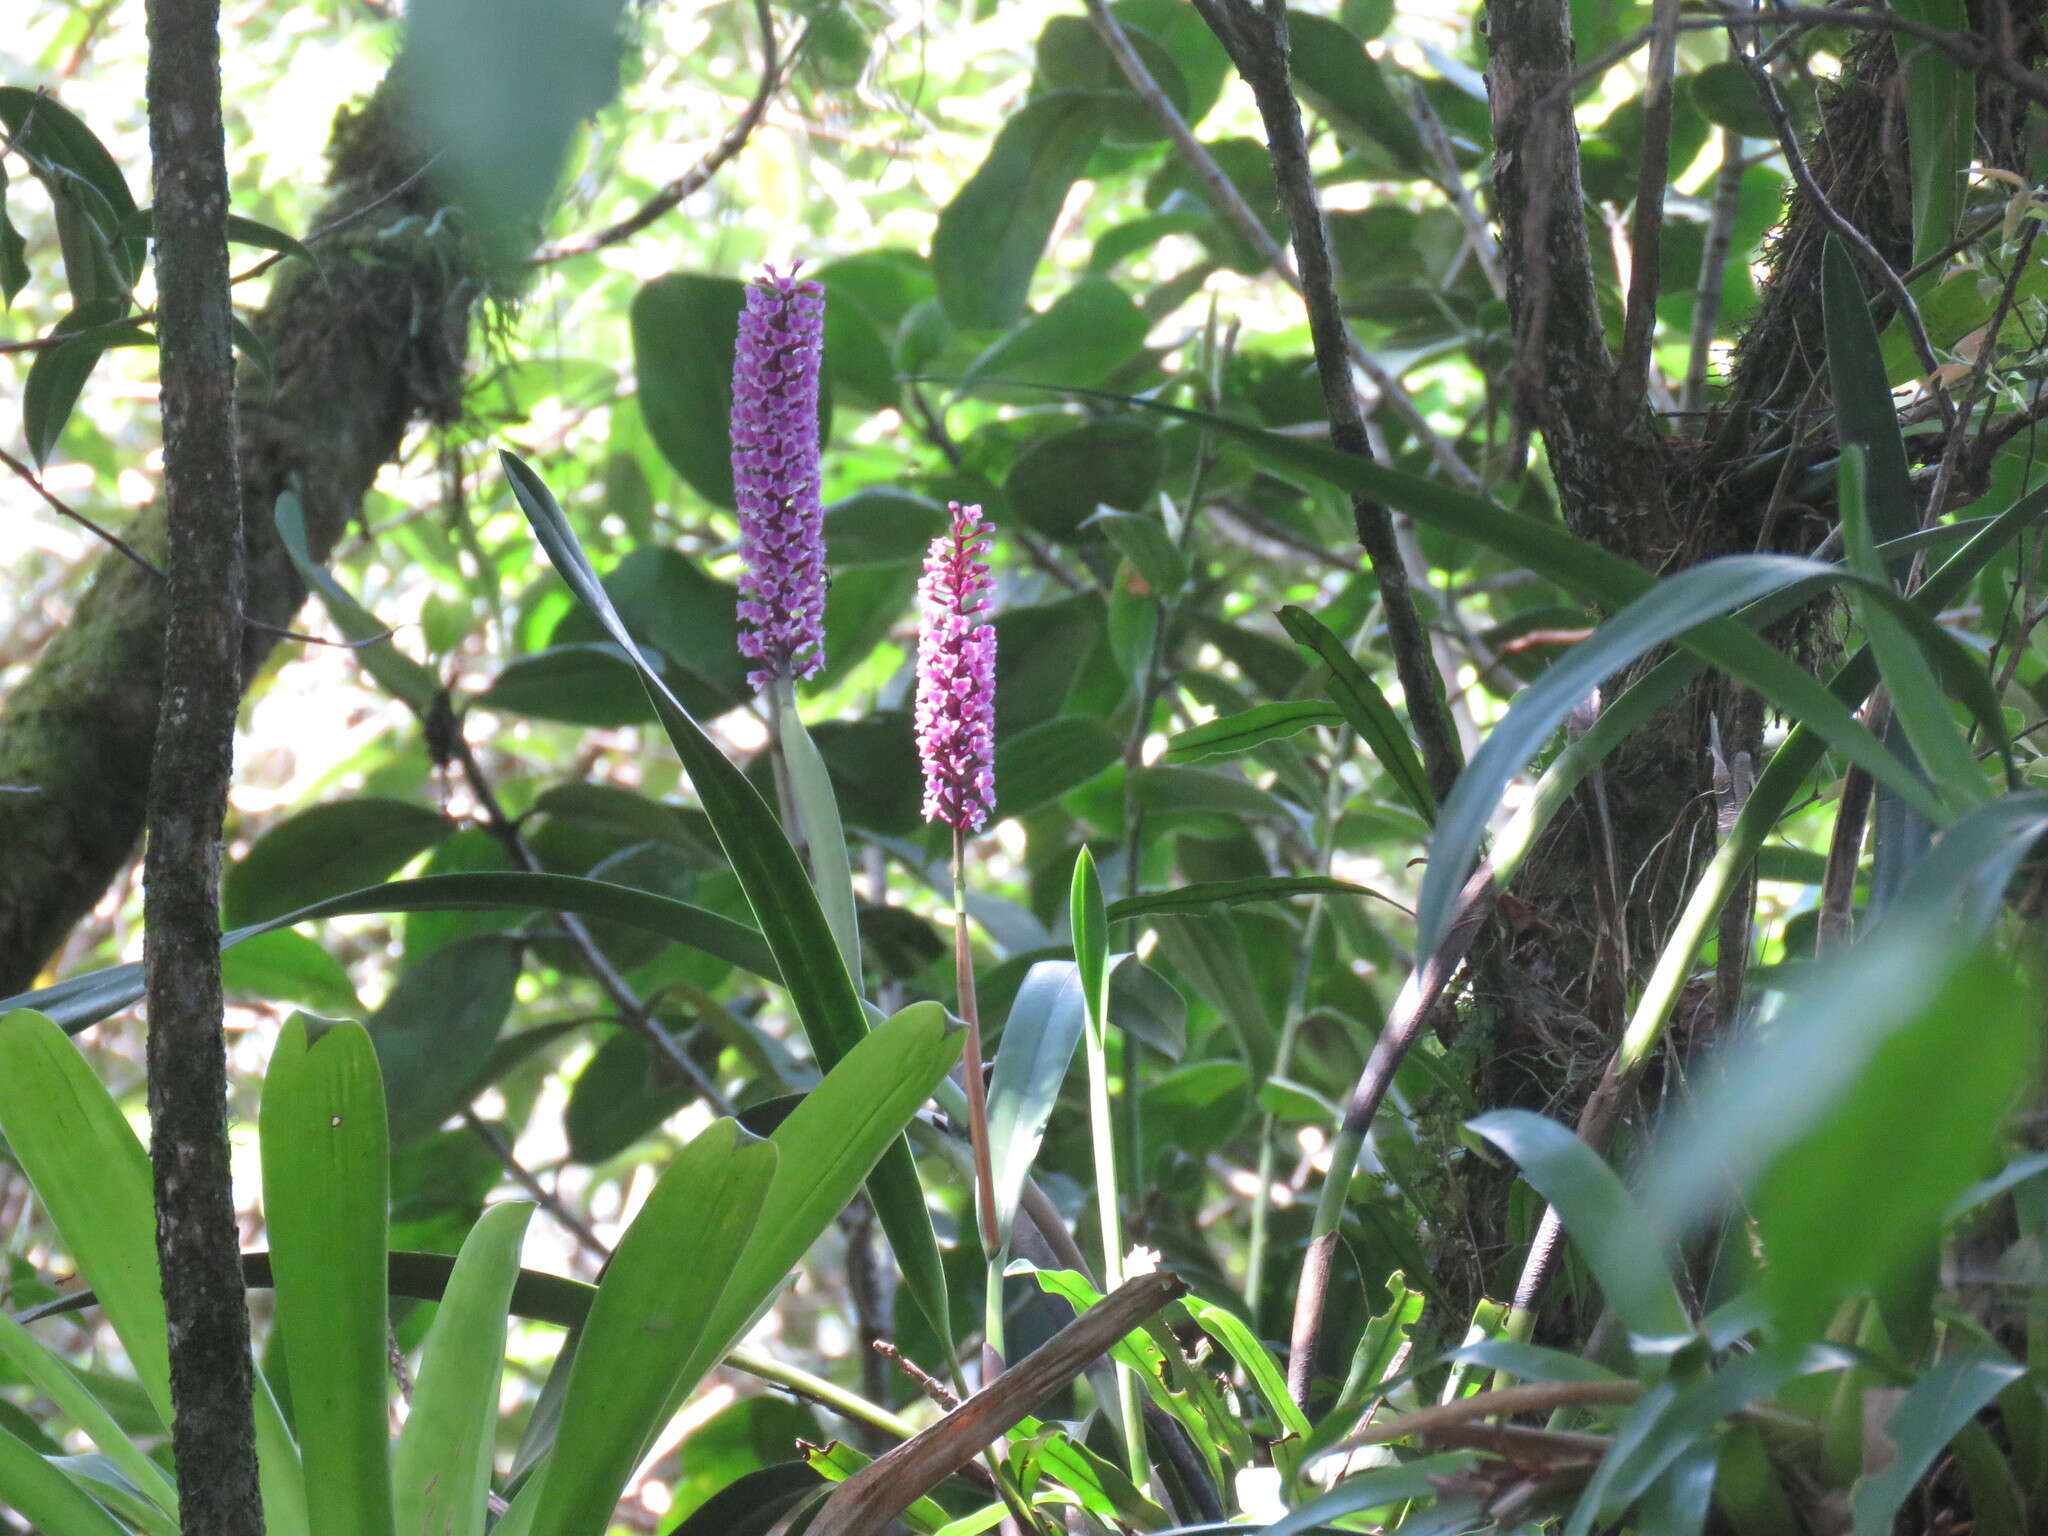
[1276,605,1435,825]
[1088,508,1187,595]
[22,304,128,467]
[532,1118,775,1536]
[261,1017,396,1536]
[0,160,27,308]
[481,643,657,728]
[0,1423,125,1536]
[0,1010,310,1535]
[501,451,952,1342]
[224,798,452,928]
[0,88,143,281]
[1889,0,1973,264]
[220,927,362,1018]
[1035,13,1192,145]
[1164,699,1344,764]
[631,274,748,507]
[1851,1349,2025,1536]
[992,716,1122,822]
[986,960,1088,1248]
[1468,1109,1690,1351]
[564,1026,696,1165]
[392,1202,535,1536]
[1005,417,1165,542]
[1685,62,1774,137]
[1644,933,2035,1337]
[932,91,1105,330]
[369,935,522,1144]
[964,278,1150,388]
[824,489,949,566]
[275,493,441,713]
[1451,1337,1623,1384]
[1288,12,1427,172]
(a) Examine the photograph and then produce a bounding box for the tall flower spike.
[916,504,998,833]
[731,266,828,692]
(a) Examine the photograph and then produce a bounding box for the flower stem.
[952,827,1003,1375]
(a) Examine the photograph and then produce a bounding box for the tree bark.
[0,63,475,994]
[142,0,265,1529]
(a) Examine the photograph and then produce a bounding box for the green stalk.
[952,829,1004,1374]
[1244,747,1348,1310]
[1072,849,1146,1484]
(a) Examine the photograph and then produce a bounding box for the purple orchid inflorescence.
[916,503,998,833]
[731,266,828,692]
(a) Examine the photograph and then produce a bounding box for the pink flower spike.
[731,265,827,692]
[916,504,998,833]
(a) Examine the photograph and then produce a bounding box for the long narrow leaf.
[500,449,951,1341]
[1417,555,1941,961]
[1276,606,1435,824]
[985,960,1088,1249]
[393,1202,535,1536]
[1850,1349,2024,1536]
[0,1424,125,1536]
[1467,1110,1690,1352]
[0,1313,176,1518]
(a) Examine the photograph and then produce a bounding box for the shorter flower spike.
[731,266,828,692]
[916,504,998,833]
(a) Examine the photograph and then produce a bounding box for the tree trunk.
[0,65,477,994]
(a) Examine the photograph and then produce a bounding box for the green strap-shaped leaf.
[1851,1349,2025,1536]
[260,1017,396,1536]
[985,959,1088,1250]
[0,1312,177,1519]
[1276,605,1436,825]
[1106,873,1405,922]
[1822,235,1918,553]
[1162,699,1343,764]
[1467,1109,1691,1351]
[659,1002,964,1435]
[0,1422,126,1536]
[392,1202,535,1536]
[500,449,953,1344]
[532,1119,777,1536]
[1838,447,1989,808]
[8,870,778,1033]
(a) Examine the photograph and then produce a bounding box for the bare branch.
[533,0,785,263]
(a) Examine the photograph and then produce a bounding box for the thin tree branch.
[532,0,785,263]
[1187,0,1465,803]
[140,0,265,1527]
[448,731,738,1117]
[1288,863,1496,1405]
[1733,41,1953,422]
[0,444,166,579]
[1682,125,1748,416]
[1085,0,1482,494]
[1613,0,1682,409]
